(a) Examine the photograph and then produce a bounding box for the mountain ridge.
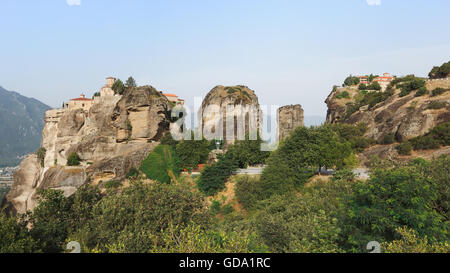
[0,86,51,167]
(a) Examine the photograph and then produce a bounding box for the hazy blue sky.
[1,0,449,117]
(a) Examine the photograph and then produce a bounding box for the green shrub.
[235,175,263,210]
[359,83,367,90]
[176,137,210,169]
[367,81,382,91]
[382,133,396,145]
[398,77,426,97]
[139,145,181,184]
[126,167,139,179]
[409,122,450,150]
[415,87,429,97]
[210,200,221,215]
[344,76,360,86]
[431,88,446,97]
[36,147,46,167]
[221,204,234,215]
[429,61,450,79]
[198,152,239,196]
[104,180,122,189]
[427,101,447,110]
[336,91,350,99]
[67,152,81,166]
[396,142,413,155]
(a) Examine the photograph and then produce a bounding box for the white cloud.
[66,0,81,6]
[366,0,381,6]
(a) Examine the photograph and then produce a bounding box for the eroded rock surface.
[277,105,305,141]
[6,86,172,213]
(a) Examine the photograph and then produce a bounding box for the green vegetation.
[197,152,239,196]
[415,87,429,97]
[139,145,181,184]
[345,88,395,119]
[260,125,352,198]
[125,76,137,88]
[228,133,270,168]
[429,61,450,79]
[408,122,450,150]
[176,137,210,169]
[396,142,413,155]
[111,79,125,95]
[104,180,122,189]
[36,147,46,167]
[125,167,139,179]
[67,152,81,166]
[235,175,262,211]
[431,87,447,97]
[336,91,350,99]
[367,81,382,91]
[392,76,426,97]
[329,123,375,153]
[343,76,360,86]
[427,101,447,110]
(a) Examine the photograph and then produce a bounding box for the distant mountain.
[304,115,325,127]
[0,86,51,167]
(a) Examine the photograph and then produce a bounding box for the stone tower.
[100,77,116,97]
[277,104,304,141]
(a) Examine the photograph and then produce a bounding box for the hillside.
[0,86,51,167]
[325,74,450,164]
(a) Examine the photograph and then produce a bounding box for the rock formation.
[277,105,305,141]
[325,78,450,142]
[5,86,171,214]
[199,85,262,143]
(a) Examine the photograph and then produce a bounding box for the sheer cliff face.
[325,79,450,142]
[277,105,305,141]
[6,86,170,214]
[199,85,262,142]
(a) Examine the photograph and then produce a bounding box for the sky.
[0,0,449,117]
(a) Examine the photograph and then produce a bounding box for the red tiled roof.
[71,97,93,101]
[164,94,178,97]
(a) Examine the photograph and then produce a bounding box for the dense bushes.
[429,61,450,79]
[139,145,181,184]
[415,87,429,97]
[197,152,239,196]
[431,88,447,97]
[235,176,262,210]
[336,91,350,99]
[408,122,450,150]
[176,138,210,169]
[345,161,449,249]
[396,142,413,155]
[396,76,426,97]
[343,76,360,86]
[227,133,270,168]
[260,126,352,198]
[67,152,81,166]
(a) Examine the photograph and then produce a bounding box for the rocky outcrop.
[6,85,172,213]
[277,105,305,141]
[199,85,262,143]
[325,78,450,142]
[4,155,41,214]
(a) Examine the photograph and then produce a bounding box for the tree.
[111,79,125,95]
[367,81,382,91]
[260,126,353,197]
[125,76,137,88]
[176,137,210,169]
[428,61,450,79]
[345,165,448,250]
[383,227,450,253]
[0,213,38,253]
[67,152,81,166]
[139,145,181,184]
[255,193,343,253]
[227,133,270,168]
[344,76,360,86]
[78,182,210,253]
[27,189,72,253]
[160,132,179,150]
[198,152,239,196]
